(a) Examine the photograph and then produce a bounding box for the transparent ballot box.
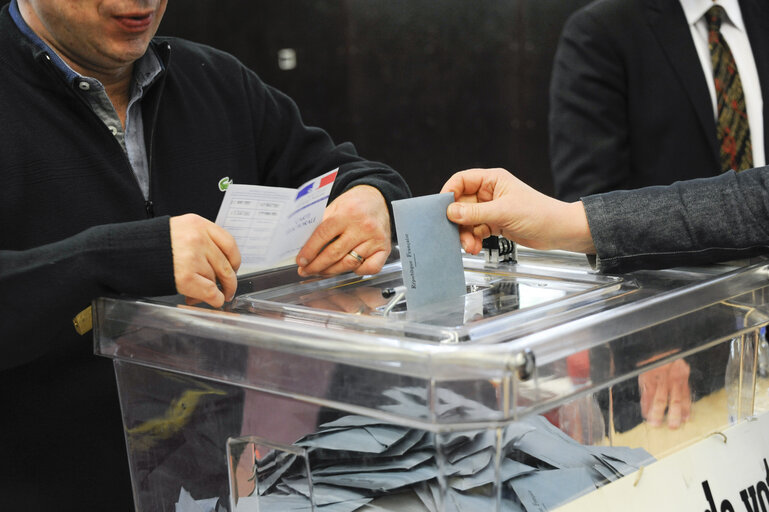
[93,249,769,512]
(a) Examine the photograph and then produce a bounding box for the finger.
[669,360,692,424]
[182,272,226,308]
[299,232,363,276]
[472,224,491,241]
[440,169,493,198]
[201,225,239,301]
[356,248,389,275]
[638,375,655,418]
[175,251,218,306]
[459,227,483,254]
[680,383,692,423]
[298,232,358,276]
[646,375,669,427]
[207,223,242,272]
[296,216,345,268]
[316,241,378,277]
[666,381,684,429]
[205,242,238,302]
[447,200,509,229]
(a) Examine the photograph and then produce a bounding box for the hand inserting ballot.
[440,168,595,255]
[170,214,241,308]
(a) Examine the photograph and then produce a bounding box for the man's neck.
[15,0,133,125]
[86,67,133,127]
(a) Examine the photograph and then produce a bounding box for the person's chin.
[107,40,154,64]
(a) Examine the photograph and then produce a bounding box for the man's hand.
[638,359,692,429]
[169,214,241,307]
[440,168,595,255]
[296,185,392,277]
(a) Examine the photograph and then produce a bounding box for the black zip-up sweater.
[0,4,410,508]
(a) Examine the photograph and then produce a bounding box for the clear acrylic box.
[94,249,769,511]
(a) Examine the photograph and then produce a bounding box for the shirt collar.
[9,0,162,90]
[679,0,747,32]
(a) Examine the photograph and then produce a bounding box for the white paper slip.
[392,193,467,310]
[215,168,338,275]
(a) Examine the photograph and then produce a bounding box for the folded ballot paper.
[175,386,653,512]
[215,169,337,275]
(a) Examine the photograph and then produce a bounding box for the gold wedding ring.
[348,250,365,264]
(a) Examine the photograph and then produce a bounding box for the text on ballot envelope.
[392,193,466,310]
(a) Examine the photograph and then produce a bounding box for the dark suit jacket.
[549,0,769,202]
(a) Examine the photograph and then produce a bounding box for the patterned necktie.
[706,5,752,172]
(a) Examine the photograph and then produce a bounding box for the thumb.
[447,201,504,227]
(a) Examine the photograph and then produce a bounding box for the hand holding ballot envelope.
[440,168,595,255]
[442,168,699,431]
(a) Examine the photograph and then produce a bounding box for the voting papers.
[215,168,338,275]
[246,386,654,511]
[175,487,224,512]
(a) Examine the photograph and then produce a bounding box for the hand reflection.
[230,442,256,499]
[303,286,389,315]
[638,359,691,429]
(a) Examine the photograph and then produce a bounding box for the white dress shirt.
[680,0,765,167]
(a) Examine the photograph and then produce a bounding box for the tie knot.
[706,5,725,32]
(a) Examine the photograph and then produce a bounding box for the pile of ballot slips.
[229,385,654,512]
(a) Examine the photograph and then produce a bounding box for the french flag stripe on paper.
[296,182,314,200]
[295,169,337,200]
[319,170,337,188]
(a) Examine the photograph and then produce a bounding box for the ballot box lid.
[94,249,769,425]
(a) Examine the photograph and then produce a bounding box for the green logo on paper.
[218,177,232,192]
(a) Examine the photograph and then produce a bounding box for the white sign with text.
[556,412,769,512]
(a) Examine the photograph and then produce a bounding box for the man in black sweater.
[0,0,410,508]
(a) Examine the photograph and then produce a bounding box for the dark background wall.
[159,1,592,197]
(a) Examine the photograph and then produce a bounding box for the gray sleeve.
[582,166,769,273]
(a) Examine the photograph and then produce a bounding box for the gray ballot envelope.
[93,247,769,511]
[392,193,466,311]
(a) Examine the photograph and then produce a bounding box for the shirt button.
[78,81,91,91]
[109,126,118,135]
